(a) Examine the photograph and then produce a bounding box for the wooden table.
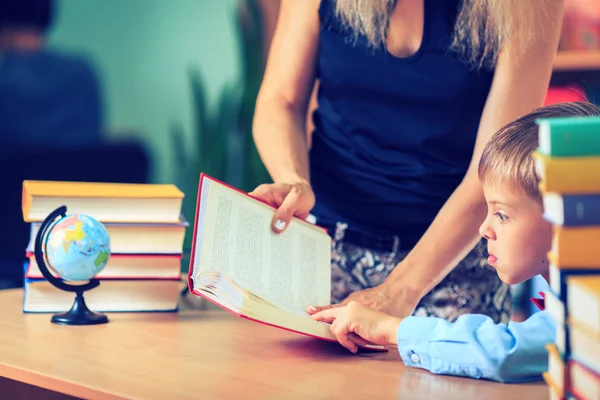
[0,289,548,400]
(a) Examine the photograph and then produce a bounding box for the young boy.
[310,101,600,383]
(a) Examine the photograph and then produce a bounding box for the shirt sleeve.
[396,311,555,383]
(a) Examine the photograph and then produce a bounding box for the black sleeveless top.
[309,0,494,237]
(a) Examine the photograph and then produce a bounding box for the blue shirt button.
[410,351,421,364]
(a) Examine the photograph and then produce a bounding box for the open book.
[187,174,385,350]
[194,270,338,341]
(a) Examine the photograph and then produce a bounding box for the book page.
[192,178,332,310]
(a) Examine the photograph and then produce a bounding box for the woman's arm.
[385,0,565,306]
[249,0,322,229]
[252,0,320,186]
[311,0,566,316]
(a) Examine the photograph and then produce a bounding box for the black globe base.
[51,292,108,326]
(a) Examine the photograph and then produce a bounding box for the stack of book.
[534,116,600,400]
[21,180,188,313]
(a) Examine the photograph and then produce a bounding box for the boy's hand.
[310,301,403,353]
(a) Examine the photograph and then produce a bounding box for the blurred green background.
[46,0,277,267]
[49,0,259,186]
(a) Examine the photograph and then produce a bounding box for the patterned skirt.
[329,222,511,324]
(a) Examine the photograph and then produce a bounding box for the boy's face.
[479,182,552,285]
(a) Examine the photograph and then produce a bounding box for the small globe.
[44,213,110,282]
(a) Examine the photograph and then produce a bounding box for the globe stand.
[51,290,108,326]
[34,206,109,326]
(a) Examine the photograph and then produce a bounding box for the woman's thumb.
[272,187,300,233]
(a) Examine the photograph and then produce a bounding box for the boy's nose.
[479,220,495,241]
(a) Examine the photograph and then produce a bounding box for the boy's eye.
[494,211,509,222]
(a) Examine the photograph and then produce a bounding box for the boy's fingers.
[311,313,334,323]
[310,307,344,322]
[339,334,358,353]
[307,303,341,315]
[331,319,357,353]
[347,333,370,347]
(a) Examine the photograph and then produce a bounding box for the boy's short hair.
[478,101,600,200]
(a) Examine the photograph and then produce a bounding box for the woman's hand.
[248,181,315,233]
[311,301,402,353]
[307,280,421,318]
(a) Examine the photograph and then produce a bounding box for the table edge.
[0,362,124,400]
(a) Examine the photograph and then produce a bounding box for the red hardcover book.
[187,173,385,351]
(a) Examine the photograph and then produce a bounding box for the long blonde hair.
[334,0,537,69]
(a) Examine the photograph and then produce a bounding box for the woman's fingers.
[249,182,315,234]
[248,184,276,202]
[272,185,300,233]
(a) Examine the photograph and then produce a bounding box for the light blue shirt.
[396,310,555,383]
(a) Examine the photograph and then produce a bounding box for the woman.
[250,0,564,322]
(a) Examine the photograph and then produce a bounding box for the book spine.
[539,117,600,157]
[537,156,600,194]
[547,129,600,157]
[562,194,600,226]
[551,226,600,267]
[550,265,600,298]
